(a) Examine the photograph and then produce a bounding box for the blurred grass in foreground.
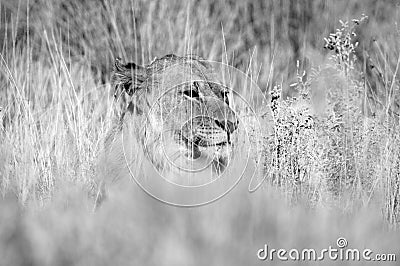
[0,180,399,266]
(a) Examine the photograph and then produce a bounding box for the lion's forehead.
[144,59,225,97]
[147,78,226,101]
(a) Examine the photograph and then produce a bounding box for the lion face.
[112,54,238,173]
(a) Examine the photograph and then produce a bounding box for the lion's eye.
[221,91,230,105]
[183,89,200,99]
[182,81,200,99]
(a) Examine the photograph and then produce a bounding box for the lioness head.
[111,54,239,175]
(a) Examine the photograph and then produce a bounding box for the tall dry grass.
[0,0,399,265]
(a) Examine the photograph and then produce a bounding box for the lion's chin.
[184,142,233,173]
[157,135,234,176]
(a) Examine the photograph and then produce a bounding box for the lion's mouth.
[184,133,231,148]
[163,129,234,174]
[215,141,229,146]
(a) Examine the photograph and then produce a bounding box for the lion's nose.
[215,119,238,134]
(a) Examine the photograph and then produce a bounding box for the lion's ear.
[111,57,146,97]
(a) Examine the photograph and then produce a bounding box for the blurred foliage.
[1,0,399,87]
